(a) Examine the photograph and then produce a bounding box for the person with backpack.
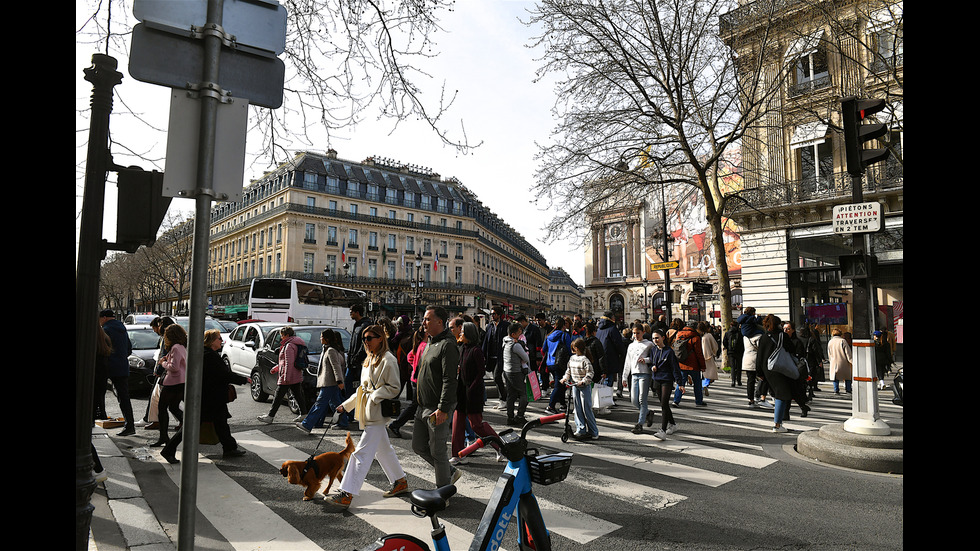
[671,321,707,407]
[723,321,744,387]
[257,326,310,424]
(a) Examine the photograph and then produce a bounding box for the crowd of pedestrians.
[93,301,895,512]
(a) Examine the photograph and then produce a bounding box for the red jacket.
[674,328,706,371]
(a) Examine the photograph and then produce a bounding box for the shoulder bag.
[767,333,800,379]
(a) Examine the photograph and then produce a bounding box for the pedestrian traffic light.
[841,96,890,176]
[114,166,171,253]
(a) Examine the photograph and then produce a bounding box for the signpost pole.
[175,1,223,548]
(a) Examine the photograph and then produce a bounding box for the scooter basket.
[526,450,573,485]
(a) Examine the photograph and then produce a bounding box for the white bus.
[247,278,366,331]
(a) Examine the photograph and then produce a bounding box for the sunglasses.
[364,335,382,342]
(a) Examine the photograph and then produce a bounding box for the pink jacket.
[161,344,187,386]
[406,341,427,383]
[271,336,305,385]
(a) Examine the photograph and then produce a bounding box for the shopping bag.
[593,384,615,409]
[767,334,800,380]
[200,422,220,445]
[526,372,542,401]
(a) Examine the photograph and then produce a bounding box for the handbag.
[227,384,237,403]
[200,422,220,445]
[380,398,401,418]
[592,384,615,409]
[767,334,800,379]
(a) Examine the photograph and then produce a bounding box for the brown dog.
[280,432,355,500]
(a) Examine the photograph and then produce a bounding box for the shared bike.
[360,413,572,551]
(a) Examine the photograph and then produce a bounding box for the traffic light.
[841,96,890,176]
[114,166,171,253]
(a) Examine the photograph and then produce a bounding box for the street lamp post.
[412,252,423,323]
[641,277,649,322]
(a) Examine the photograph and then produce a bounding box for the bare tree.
[527,0,788,331]
[75,0,476,175]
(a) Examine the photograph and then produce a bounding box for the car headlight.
[128,355,145,369]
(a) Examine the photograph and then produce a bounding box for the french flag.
[341,239,346,263]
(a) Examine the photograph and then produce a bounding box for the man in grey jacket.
[412,305,461,488]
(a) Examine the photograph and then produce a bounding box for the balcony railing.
[735,163,902,211]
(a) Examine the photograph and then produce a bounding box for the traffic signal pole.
[840,97,890,436]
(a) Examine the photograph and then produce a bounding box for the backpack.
[726,330,744,355]
[283,340,310,370]
[672,336,692,362]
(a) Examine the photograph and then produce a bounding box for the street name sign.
[692,281,713,294]
[832,202,883,234]
[650,261,679,271]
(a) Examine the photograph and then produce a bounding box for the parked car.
[173,316,232,341]
[223,321,291,378]
[125,313,158,325]
[125,324,160,395]
[249,325,351,414]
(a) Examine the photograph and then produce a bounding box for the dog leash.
[301,411,341,479]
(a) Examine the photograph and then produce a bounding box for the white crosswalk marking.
[236,430,489,551]
[154,451,324,551]
[120,377,901,550]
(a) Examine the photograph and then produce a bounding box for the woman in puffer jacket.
[257,326,309,424]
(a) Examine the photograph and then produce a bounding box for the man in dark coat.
[342,303,372,427]
[100,309,135,435]
[481,306,510,408]
[595,312,627,397]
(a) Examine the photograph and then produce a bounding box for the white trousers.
[339,424,406,496]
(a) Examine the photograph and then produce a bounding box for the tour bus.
[247,278,366,332]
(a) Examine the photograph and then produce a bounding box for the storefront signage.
[832,202,882,234]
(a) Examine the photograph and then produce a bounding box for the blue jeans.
[773,398,790,425]
[833,379,852,393]
[631,373,652,425]
[303,386,345,430]
[548,365,566,409]
[571,384,598,437]
[674,370,704,405]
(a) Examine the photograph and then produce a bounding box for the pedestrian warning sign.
[832,202,882,234]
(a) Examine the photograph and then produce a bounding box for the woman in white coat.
[827,328,853,395]
[326,325,408,510]
[698,321,719,396]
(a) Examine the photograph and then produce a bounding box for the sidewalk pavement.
[88,425,176,551]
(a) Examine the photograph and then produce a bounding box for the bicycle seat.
[409,485,457,517]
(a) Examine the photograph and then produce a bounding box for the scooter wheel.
[561,431,569,443]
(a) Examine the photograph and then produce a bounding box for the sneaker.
[451,467,463,485]
[256,415,274,424]
[94,470,108,483]
[325,491,352,510]
[383,477,409,498]
[293,415,305,423]
[695,402,707,407]
[772,425,788,433]
[386,424,402,439]
[118,426,136,437]
[652,429,667,440]
[449,456,467,466]
[645,411,655,427]
[134,419,148,428]
[144,422,160,430]
[665,423,678,435]
[631,424,643,434]
[295,422,312,434]
[590,434,599,440]
[544,406,559,415]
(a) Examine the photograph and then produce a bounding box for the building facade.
[721,0,903,355]
[547,267,585,318]
[206,150,551,320]
[584,169,744,325]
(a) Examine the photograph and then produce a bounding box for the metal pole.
[176,1,225,548]
[76,53,123,551]
[843,173,888,435]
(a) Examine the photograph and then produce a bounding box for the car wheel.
[250,369,269,402]
[223,356,232,370]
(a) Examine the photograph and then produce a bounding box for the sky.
[75,0,587,287]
